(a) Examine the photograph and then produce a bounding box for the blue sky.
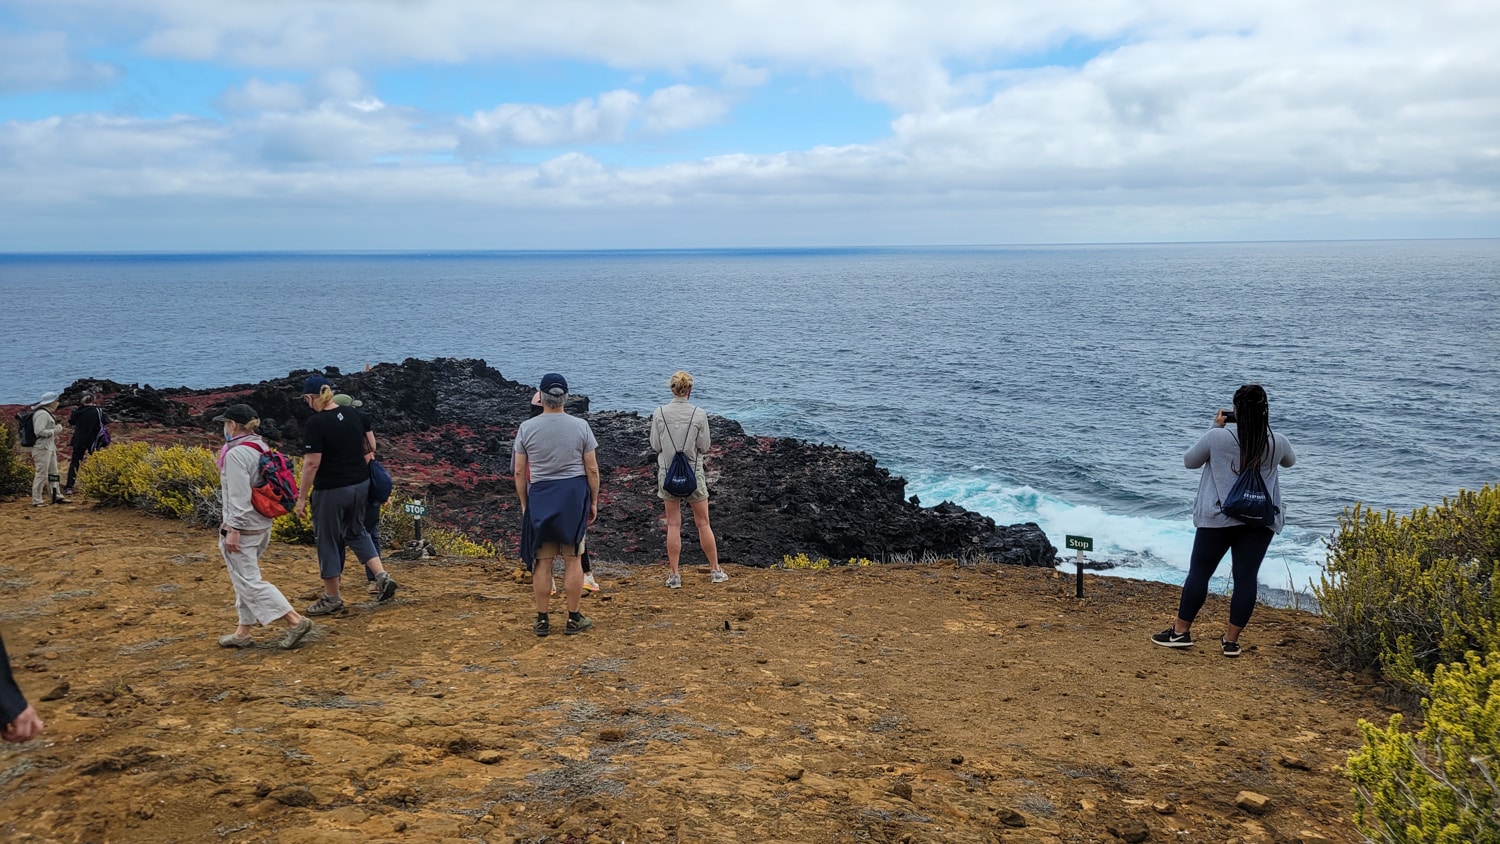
[0,1,1495,250]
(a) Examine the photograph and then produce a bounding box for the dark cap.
[539,373,568,396]
[213,404,259,424]
[302,375,335,394]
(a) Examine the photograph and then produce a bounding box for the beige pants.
[31,444,59,505]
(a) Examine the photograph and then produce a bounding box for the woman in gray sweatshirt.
[1152,384,1296,658]
[214,404,313,650]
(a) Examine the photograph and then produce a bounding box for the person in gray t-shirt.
[513,373,600,637]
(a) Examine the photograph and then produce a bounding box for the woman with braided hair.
[1152,384,1297,658]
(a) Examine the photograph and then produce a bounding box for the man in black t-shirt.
[294,376,399,616]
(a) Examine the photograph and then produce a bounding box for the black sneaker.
[534,615,550,637]
[375,572,398,603]
[1151,627,1194,648]
[1220,637,1241,658]
[565,615,593,636]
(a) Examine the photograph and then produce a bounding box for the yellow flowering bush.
[78,442,220,524]
[780,553,832,570]
[1346,650,1500,843]
[430,529,495,558]
[1315,487,1500,691]
[0,422,32,497]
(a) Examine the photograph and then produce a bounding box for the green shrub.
[78,442,220,525]
[0,423,31,498]
[377,501,492,557]
[1347,650,1500,844]
[1315,487,1500,691]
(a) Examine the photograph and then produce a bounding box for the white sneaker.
[583,573,600,593]
[710,569,729,584]
[666,573,682,589]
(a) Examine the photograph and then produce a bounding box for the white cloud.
[0,0,1496,247]
[457,84,736,154]
[0,30,120,93]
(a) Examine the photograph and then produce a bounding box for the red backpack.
[236,441,299,518]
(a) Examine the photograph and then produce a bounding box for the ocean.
[3,241,1497,594]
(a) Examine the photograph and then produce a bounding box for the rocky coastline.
[42,358,1057,568]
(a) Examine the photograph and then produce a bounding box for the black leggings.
[1176,525,1275,629]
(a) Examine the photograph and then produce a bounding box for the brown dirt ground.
[0,501,1396,844]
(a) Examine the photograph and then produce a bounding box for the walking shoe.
[666,573,682,589]
[1151,627,1194,648]
[305,594,345,616]
[279,618,314,650]
[375,572,398,603]
[63,487,75,497]
[1220,637,1241,658]
[710,568,729,584]
[534,615,550,637]
[52,494,71,504]
[218,633,254,648]
[582,573,601,594]
[565,615,593,635]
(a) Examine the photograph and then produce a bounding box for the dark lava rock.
[67,358,1057,568]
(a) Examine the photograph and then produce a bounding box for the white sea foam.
[908,474,1328,595]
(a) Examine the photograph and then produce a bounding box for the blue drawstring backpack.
[1220,431,1278,527]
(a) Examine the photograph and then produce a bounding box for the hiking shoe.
[666,573,682,589]
[565,615,593,635]
[710,568,729,584]
[52,494,71,504]
[534,616,550,637]
[279,618,314,650]
[218,633,254,648]
[583,573,601,594]
[1151,627,1194,648]
[1221,637,1241,658]
[305,594,345,616]
[375,572,398,603]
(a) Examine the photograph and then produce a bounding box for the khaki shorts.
[657,465,709,502]
[535,540,582,560]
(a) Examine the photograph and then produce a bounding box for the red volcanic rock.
[52,358,1057,568]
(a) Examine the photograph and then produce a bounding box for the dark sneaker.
[375,572,398,603]
[1220,637,1241,658]
[565,615,593,636]
[1151,627,1194,648]
[305,594,345,616]
[534,616,550,638]
[279,618,314,650]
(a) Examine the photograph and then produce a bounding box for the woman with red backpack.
[214,404,314,650]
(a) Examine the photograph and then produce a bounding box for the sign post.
[1065,535,1093,598]
[403,499,429,543]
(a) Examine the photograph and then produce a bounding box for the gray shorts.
[311,481,379,579]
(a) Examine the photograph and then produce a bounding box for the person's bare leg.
[665,499,683,575]
[563,554,583,613]
[321,575,341,599]
[689,498,720,571]
[533,561,552,613]
[1224,621,1244,643]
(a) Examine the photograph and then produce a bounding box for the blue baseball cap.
[302,375,336,394]
[539,373,568,396]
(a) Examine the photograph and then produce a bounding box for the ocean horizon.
[3,239,1497,594]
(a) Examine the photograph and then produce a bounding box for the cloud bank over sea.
[0,1,1496,249]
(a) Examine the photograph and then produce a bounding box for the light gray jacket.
[219,436,274,533]
[1185,425,1296,533]
[650,397,710,472]
[28,408,59,450]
